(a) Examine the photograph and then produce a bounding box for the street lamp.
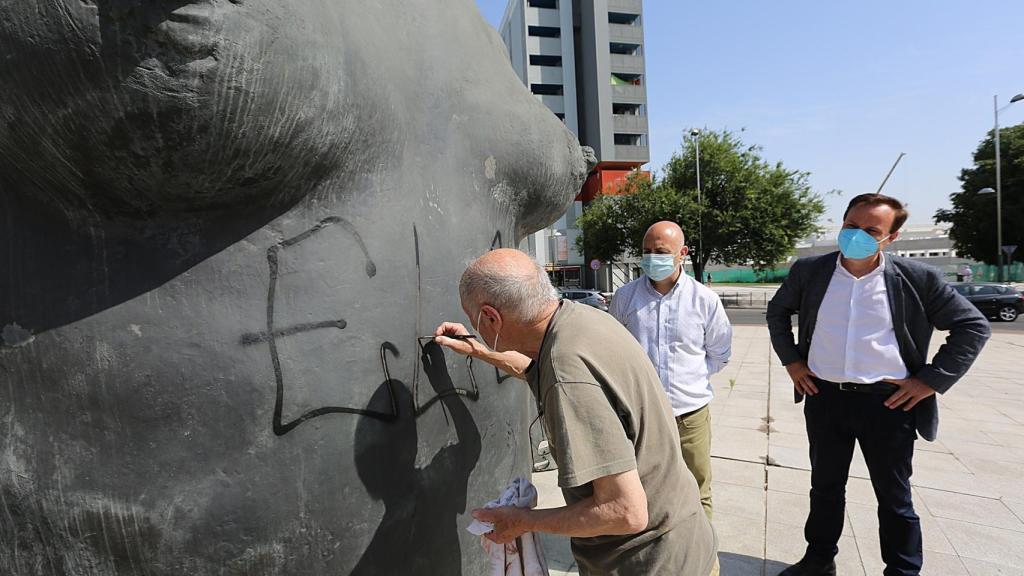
[690,128,703,283]
[991,93,1024,281]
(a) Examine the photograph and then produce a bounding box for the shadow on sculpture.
[353,341,482,575]
[0,192,297,337]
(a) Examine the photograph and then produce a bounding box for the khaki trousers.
[676,404,713,521]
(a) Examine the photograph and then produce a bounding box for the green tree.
[935,123,1024,265]
[576,129,826,282]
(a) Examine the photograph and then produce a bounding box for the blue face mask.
[640,254,678,281]
[838,228,889,260]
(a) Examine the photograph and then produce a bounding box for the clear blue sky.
[474,0,1024,226]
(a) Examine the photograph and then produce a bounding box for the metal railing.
[613,144,649,162]
[608,0,643,14]
[613,114,648,133]
[609,53,645,73]
[608,23,644,43]
[611,84,645,101]
[716,291,771,309]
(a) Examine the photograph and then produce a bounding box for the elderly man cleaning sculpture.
[435,249,717,575]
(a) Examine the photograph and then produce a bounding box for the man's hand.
[883,376,935,411]
[472,506,529,544]
[434,322,486,358]
[785,360,819,395]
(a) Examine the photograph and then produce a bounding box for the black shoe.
[778,558,837,576]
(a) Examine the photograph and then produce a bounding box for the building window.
[613,103,643,115]
[531,83,564,95]
[608,12,640,25]
[609,42,641,56]
[528,26,560,38]
[614,134,646,146]
[528,0,557,8]
[529,54,563,66]
[610,73,642,86]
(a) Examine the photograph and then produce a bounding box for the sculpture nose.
[581,145,598,173]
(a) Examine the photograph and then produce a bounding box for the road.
[724,308,1024,333]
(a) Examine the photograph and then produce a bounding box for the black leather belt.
[818,379,899,395]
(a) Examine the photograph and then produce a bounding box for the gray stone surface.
[0,2,591,574]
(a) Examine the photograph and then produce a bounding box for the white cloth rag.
[466,476,549,576]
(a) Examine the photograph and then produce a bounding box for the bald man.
[435,249,717,576]
[609,222,732,520]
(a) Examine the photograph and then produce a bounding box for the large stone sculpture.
[0,1,591,574]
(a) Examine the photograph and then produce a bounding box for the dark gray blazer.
[766,251,991,441]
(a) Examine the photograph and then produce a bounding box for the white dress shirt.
[808,254,909,383]
[610,272,733,416]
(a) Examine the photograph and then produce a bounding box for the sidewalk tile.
[917,487,1024,532]
[959,557,1024,575]
[715,482,766,522]
[957,457,1024,478]
[712,427,768,463]
[712,457,766,489]
[910,469,999,499]
[766,466,811,496]
[714,511,766,558]
[920,550,970,575]
[937,518,1024,568]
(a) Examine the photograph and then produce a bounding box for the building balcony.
[611,83,645,102]
[613,114,648,134]
[609,53,645,74]
[536,94,565,114]
[607,0,643,14]
[526,35,563,55]
[526,7,561,28]
[614,144,650,162]
[608,23,644,43]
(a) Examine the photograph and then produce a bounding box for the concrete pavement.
[533,325,1024,575]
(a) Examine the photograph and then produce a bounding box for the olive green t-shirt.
[526,301,717,575]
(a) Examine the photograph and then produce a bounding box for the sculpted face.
[0,1,590,574]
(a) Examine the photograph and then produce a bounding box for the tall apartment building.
[500,0,649,289]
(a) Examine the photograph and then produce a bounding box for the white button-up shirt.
[610,273,733,416]
[808,254,909,383]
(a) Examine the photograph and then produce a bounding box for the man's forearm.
[522,495,647,538]
[472,348,532,381]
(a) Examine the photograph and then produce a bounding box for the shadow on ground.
[720,552,790,576]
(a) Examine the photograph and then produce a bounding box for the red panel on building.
[577,162,651,202]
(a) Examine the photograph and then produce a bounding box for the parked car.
[950,282,1023,322]
[559,289,609,311]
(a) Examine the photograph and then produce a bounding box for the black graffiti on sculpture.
[241,217,398,435]
[410,224,480,416]
[240,218,497,435]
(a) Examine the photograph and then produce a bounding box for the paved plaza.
[534,324,1024,575]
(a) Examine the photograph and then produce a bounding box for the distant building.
[500,0,650,289]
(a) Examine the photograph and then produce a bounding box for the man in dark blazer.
[766,193,990,576]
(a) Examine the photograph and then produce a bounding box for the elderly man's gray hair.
[459,255,560,323]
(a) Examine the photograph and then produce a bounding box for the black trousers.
[803,381,923,576]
